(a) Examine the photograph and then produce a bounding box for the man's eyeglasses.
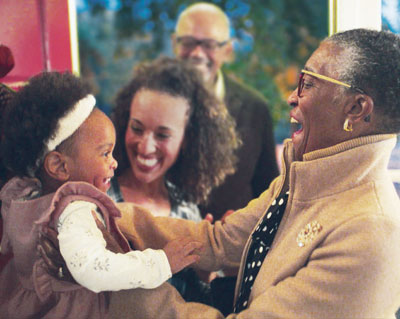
[297,69,366,97]
[176,36,228,52]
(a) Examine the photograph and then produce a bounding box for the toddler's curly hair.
[1,72,91,177]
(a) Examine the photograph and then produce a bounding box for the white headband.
[46,94,96,151]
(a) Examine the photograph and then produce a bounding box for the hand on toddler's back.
[163,237,203,274]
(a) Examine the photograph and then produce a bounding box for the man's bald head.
[173,2,233,85]
[175,2,230,42]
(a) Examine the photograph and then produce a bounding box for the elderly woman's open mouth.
[290,117,303,140]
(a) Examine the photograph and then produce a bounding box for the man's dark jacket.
[200,73,279,220]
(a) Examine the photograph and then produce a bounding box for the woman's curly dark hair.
[1,71,91,177]
[112,56,241,204]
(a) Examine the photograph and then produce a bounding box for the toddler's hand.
[163,237,203,274]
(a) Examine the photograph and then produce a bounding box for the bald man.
[172,3,279,221]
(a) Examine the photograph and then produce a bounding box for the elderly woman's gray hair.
[324,29,400,134]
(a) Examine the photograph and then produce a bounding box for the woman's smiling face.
[288,42,351,161]
[124,89,189,184]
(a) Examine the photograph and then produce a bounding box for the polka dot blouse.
[234,190,289,313]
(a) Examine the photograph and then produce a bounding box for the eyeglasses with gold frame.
[297,69,366,97]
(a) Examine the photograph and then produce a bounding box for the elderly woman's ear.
[343,93,374,132]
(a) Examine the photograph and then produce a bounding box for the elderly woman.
[109,28,400,319]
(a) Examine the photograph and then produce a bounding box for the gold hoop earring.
[343,118,353,132]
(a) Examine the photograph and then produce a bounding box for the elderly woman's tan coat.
[113,134,400,319]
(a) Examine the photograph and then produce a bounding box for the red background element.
[0,45,15,78]
[0,0,75,88]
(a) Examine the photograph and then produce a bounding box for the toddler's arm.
[90,211,203,275]
[57,200,171,292]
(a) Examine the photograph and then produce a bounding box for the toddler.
[0,71,201,318]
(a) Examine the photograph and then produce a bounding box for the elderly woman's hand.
[37,226,76,283]
[90,211,125,254]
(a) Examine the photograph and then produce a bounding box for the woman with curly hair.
[107,56,240,303]
[109,56,239,210]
